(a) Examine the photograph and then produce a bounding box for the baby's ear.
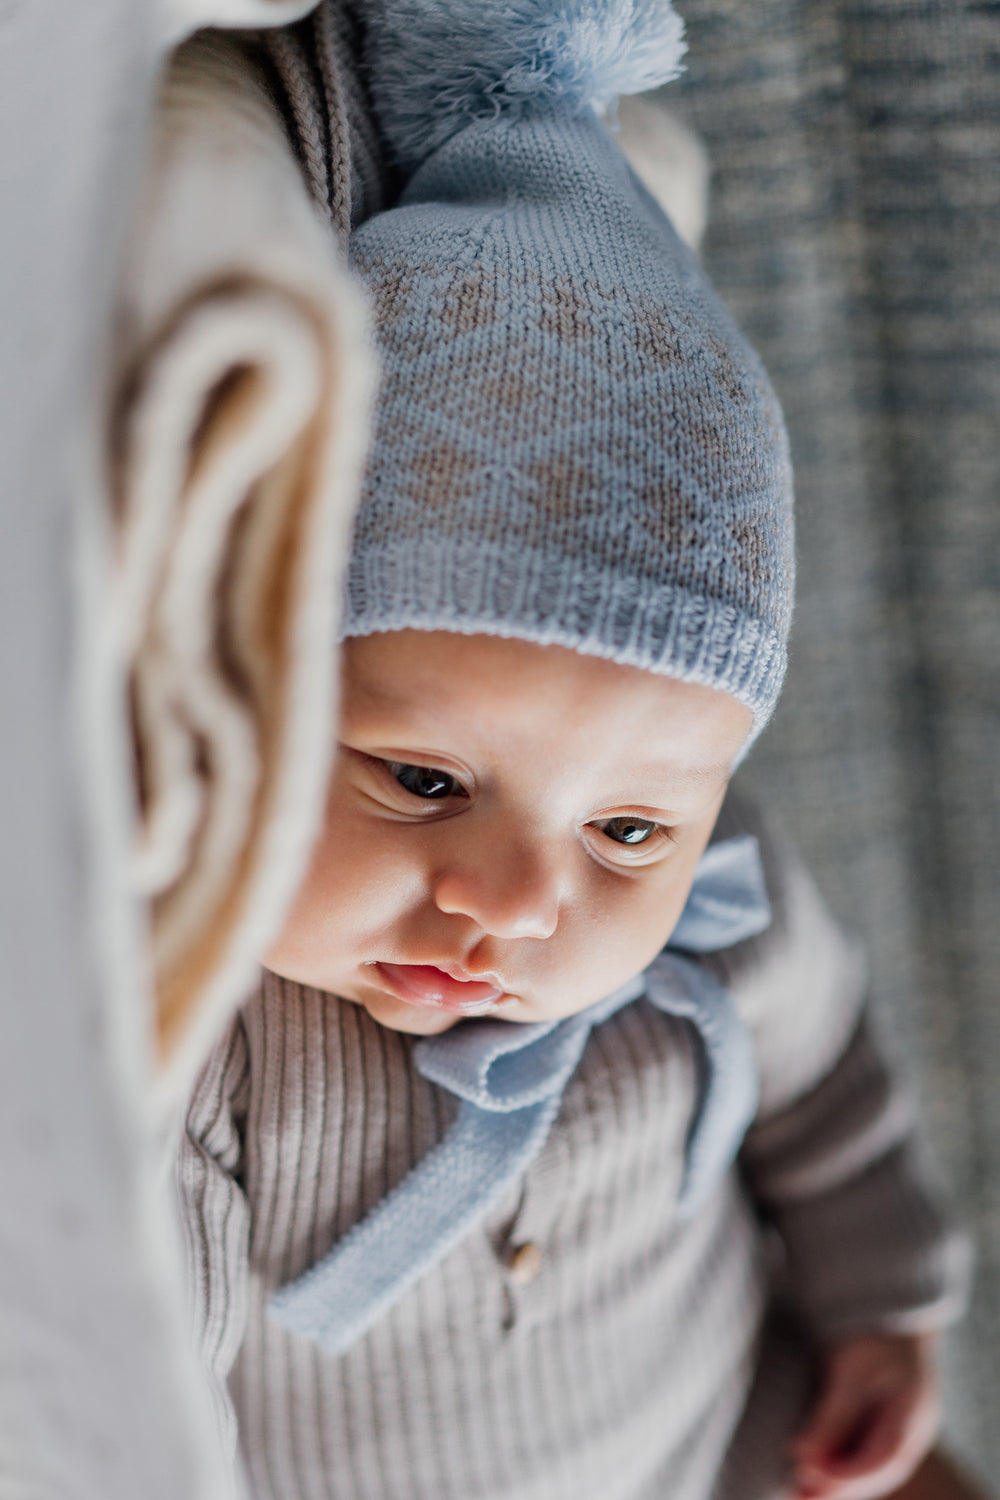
[610,96,710,253]
[108,33,374,1105]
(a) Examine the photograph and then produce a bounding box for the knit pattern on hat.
[345,0,794,737]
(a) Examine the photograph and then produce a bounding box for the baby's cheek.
[260,827,375,975]
[542,892,684,1019]
[604,867,697,971]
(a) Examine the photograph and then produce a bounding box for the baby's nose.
[432,839,561,941]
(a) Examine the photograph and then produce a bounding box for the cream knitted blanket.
[109,31,373,1101]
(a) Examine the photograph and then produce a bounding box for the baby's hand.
[790,1332,940,1499]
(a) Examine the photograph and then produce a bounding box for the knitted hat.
[344,0,795,739]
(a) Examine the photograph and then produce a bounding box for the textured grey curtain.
[667,0,999,1478]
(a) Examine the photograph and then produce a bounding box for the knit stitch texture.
[343,0,795,737]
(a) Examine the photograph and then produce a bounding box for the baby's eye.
[387,761,466,800]
[585,814,675,865]
[596,815,660,846]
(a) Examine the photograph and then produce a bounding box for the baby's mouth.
[372,962,506,1016]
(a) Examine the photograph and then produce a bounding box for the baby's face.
[265,631,752,1034]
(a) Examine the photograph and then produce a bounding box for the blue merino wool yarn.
[344,0,795,740]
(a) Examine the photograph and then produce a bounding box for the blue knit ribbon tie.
[268,833,770,1354]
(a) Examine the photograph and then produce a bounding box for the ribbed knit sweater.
[176,791,968,1500]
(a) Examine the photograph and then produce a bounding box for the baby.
[177,3,967,1498]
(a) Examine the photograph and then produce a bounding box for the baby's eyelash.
[361,754,469,802]
[586,815,677,864]
[593,816,674,845]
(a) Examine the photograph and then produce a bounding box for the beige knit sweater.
[175,791,968,1500]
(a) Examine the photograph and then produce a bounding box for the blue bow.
[269,834,770,1354]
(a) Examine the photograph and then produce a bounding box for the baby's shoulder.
[709,782,855,977]
[705,783,869,1113]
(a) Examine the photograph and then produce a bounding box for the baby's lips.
[375,962,505,1015]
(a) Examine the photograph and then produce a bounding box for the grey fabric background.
[663,0,999,1479]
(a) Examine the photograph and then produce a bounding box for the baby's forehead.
[340,630,751,785]
[342,629,649,700]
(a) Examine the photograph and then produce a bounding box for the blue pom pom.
[364,0,687,170]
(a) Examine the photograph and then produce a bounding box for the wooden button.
[506,1241,543,1286]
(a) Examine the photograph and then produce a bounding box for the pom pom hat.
[345,0,795,740]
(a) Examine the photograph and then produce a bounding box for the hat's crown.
[345,0,795,743]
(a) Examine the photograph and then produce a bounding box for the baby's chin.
[345,989,463,1036]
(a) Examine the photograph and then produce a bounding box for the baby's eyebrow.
[348,681,394,708]
[628,758,735,791]
[343,675,417,713]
